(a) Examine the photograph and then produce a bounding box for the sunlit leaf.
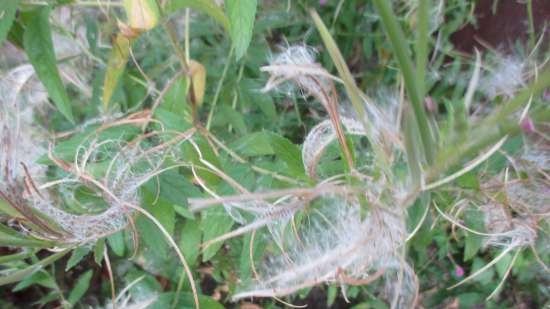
[103,33,132,109]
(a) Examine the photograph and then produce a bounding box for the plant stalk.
[372,0,435,164]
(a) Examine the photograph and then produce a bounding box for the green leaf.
[201,207,234,261]
[0,250,69,286]
[137,214,168,257]
[142,189,176,236]
[179,219,201,267]
[456,172,480,190]
[231,131,275,156]
[268,133,305,178]
[0,0,19,46]
[471,257,494,285]
[67,270,93,306]
[215,104,247,135]
[65,247,90,271]
[143,170,201,215]
[226,0,257,59]
[103,33,131,108]
[13,271,56,292]
[231,131,306,179]
[0,251,35,264]
[495,252,513,278]
[165,0,230,32]
[161,75,189,117]
[0,224,53,248]
[463,208,485,261]
[22,7,74,123]
[93,239,105,265]
[107,231,126,257]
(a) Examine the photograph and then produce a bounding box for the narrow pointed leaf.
[22,7,74,123]
[103,33,131,108]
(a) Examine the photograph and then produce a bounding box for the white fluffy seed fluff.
[1,63,190,243]
[505,181,550,215]
[0,65,49,183]
[233,193,408,302]
[482,203,537,248]
[302,117,366,178]
[262,45,333,105]
[480,56,527,99]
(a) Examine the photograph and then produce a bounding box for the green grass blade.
[372,0,434,163]
[0,250,69,286]
[310,10,390,172]
[415,0,430,98]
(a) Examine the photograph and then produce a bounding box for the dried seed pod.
[188,60,206,107]
[123,0,160,32]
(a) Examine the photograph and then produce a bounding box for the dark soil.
[451,0,550,53]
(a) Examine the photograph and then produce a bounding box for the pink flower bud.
[424,96,436,113]
[454,265,464,277]
[520,117,535,134]
[319,0,328,6]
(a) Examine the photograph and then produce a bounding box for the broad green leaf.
[144,170,201,213]
[182,136,223,185]
[142,189,176,236]
[495,252,513,278]
[239,79,276,121]
[136,214,168,257]
[66,247,91,271]
[179,219,201,267]
[231,131,306,178]
[44,124,140,162]
[215,105,247,135]
[0,0,19,46]
[231,131,274,156]
[103,33,132,108]
[67,270,93,306]
[471,257,494,285]
[201,207,234,261]
[161,76,189,117]
[165,0,230,33]
[107,231,126,257]
[463,208,485,261]
[93,238,105,265]
[268,133,305,178]
[22,7,74,123]
[226,0,257,59]
[239,232,265,281]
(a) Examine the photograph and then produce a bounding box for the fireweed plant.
[0,0,549,308]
